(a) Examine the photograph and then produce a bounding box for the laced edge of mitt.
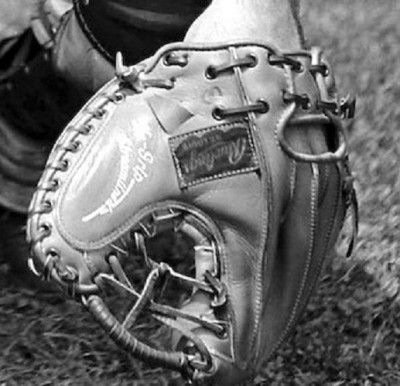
[30,202,228,380]
[26,41,357,382]
[83,205,229,381]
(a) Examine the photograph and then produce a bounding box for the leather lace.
[27,83,125,295]
[91,211,226,376]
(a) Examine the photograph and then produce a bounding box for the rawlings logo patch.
[169,122,259,188]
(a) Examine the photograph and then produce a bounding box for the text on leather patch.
[169,122,259,188]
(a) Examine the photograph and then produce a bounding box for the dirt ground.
[1,1,400,385]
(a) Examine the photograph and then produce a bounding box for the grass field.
[1,1,400,385]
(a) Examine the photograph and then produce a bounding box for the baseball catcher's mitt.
[27,42,357,384]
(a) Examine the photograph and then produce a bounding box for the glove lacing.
[27,43,357,382]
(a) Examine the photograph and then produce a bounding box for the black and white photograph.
[0,1,398,385]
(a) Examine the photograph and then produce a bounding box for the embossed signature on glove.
[82,135,154,223]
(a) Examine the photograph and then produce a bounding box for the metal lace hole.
[93,109,106,119]
[114,92,125,103]
[205,66,217,80]
[43,200,53,211]
[247,53,258,67]
[256,99,270,114]
[47,249,60,258]
[40,223,51,233]
[71,140,81,152]
[52,179,60,189]
[212,106,225,120]
[60,159,69,171]
[311,63,330,77]
[83,124,93,135]
[216,325,228,340]
[163,53,173,66]
[320,63,329,77]
[301,94,312,110]
[163,52,188,67]
[293,61,304,73]
[163,53,181,67]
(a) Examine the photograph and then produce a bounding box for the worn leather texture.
[27,41,353,384]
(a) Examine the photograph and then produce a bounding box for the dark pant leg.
[74,0,211,64]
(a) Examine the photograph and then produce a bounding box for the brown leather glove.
[27,41,357,385]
